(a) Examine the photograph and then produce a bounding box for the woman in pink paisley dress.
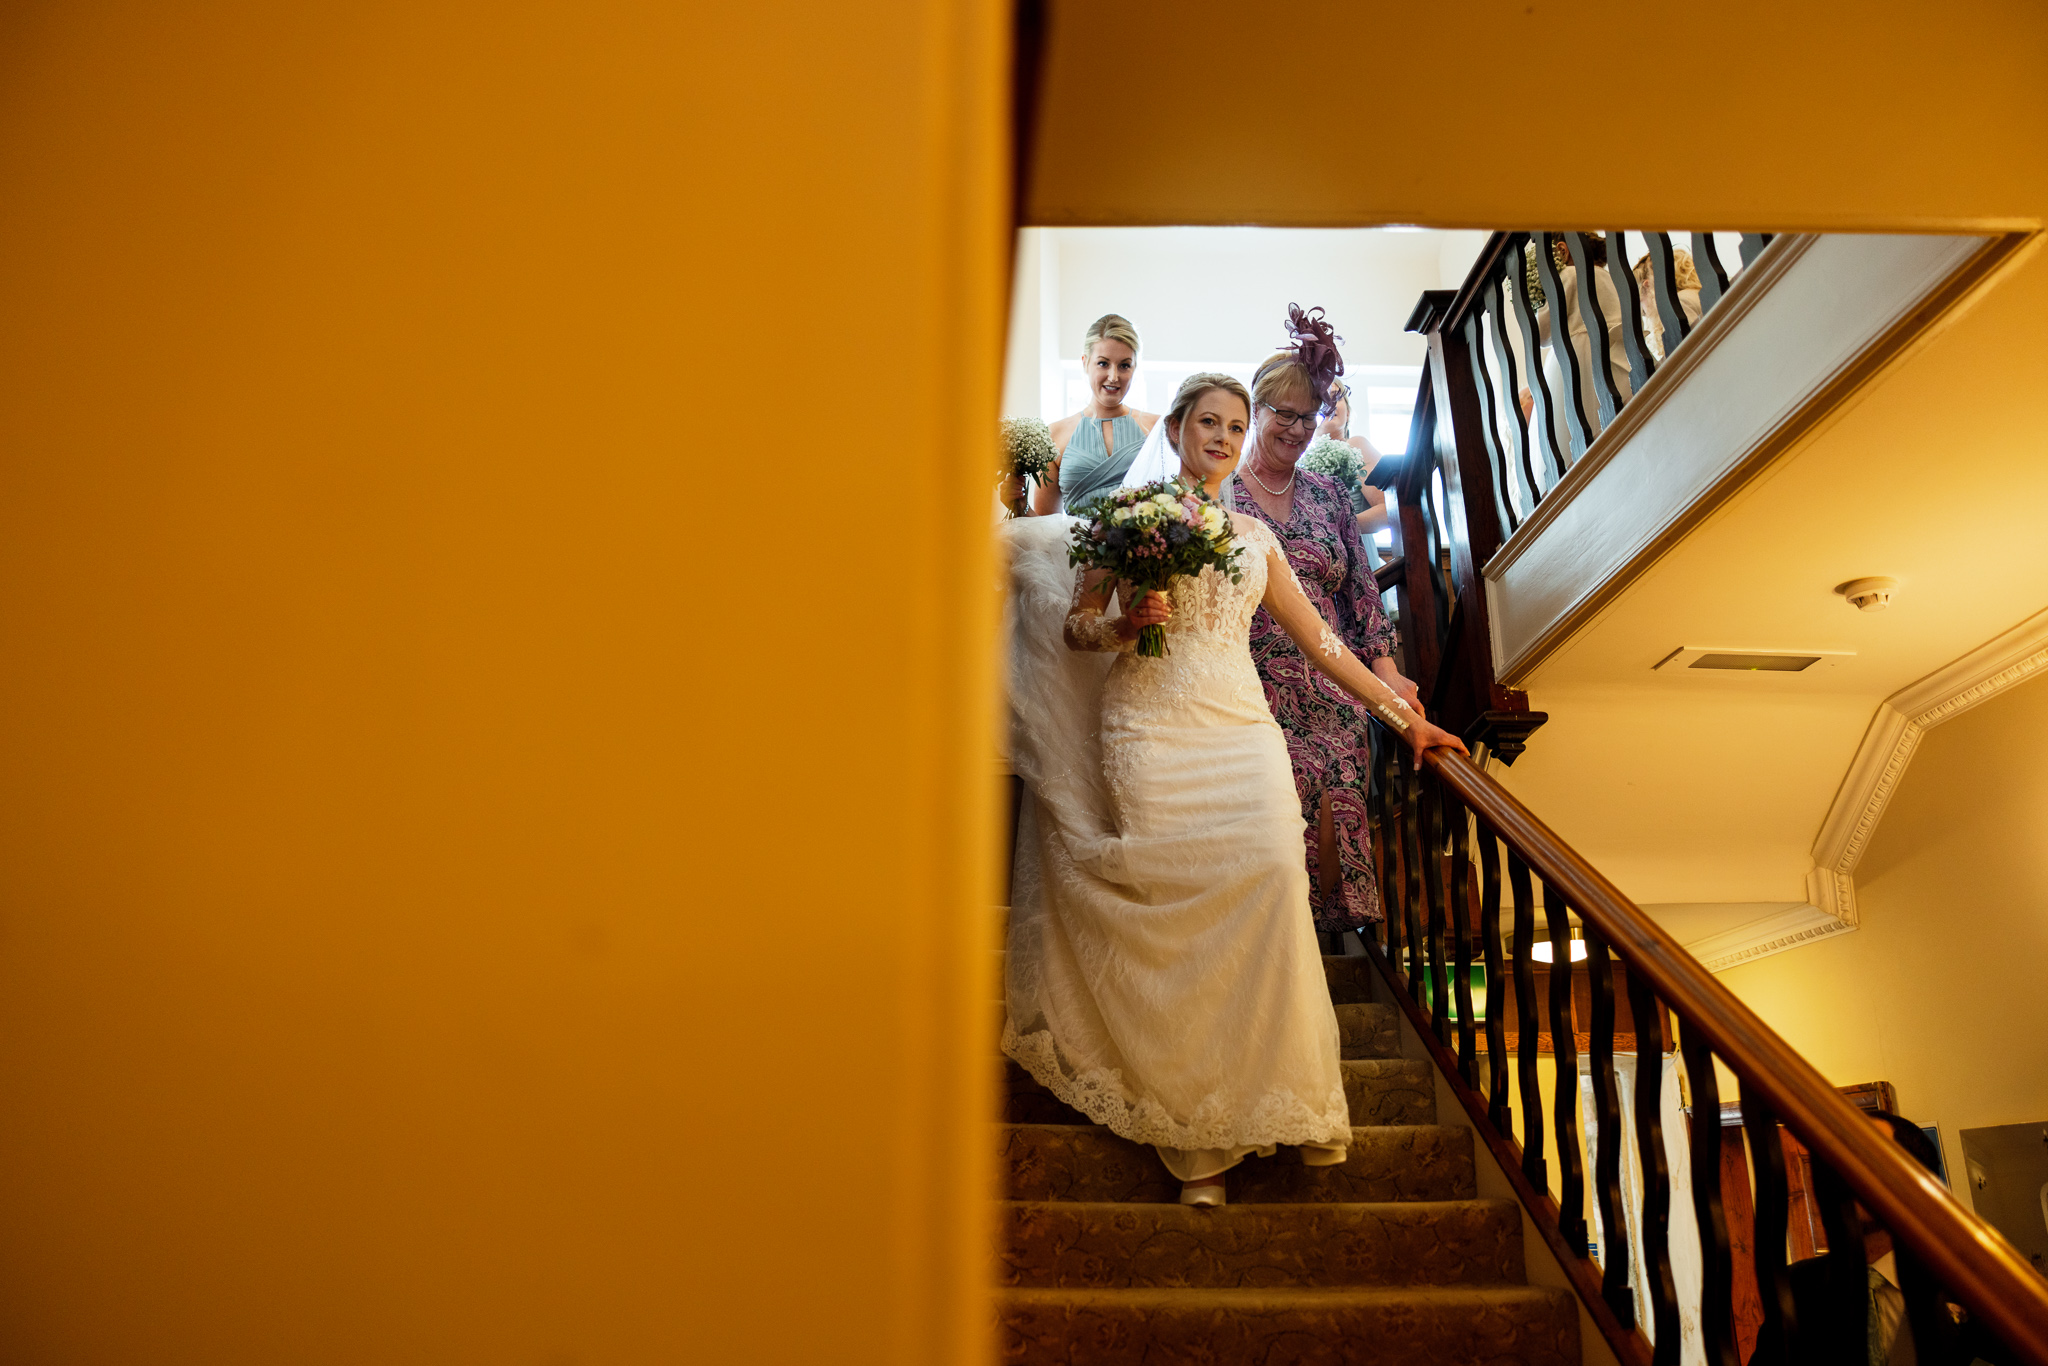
[1236,307,1422,944]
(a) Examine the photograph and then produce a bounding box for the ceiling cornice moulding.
[1691,900,1860,974]
[1806,606,2048,924]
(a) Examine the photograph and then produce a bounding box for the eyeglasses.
[1260,403,1322,432]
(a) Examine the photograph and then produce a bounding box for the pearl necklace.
[1242,454,1296,497]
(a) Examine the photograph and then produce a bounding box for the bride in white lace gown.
[1002,373,1465,1204]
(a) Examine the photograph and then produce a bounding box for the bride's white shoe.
[1179,1179,1226,1207]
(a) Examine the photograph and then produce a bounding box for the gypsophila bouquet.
[999,417,1056,517]
[1300,436,1366,485]
[1067,478,1241,658]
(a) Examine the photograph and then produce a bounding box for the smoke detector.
[1836,577,1898,612]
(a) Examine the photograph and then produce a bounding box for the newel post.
[1408,288,1548,765]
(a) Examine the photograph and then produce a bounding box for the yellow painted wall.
[0,2,1003,1361]
[3,0,2041,1360]
[1027,0,2048,231]
[1714,673,2048,1207]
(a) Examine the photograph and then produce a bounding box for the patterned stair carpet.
[996,953,1581,1365]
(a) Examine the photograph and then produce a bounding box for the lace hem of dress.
[1001,1018,1353,1150]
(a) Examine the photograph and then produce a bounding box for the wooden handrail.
[1383,222,2039,1358]
[1420,744,2048,1364]
[1436,230,1513,337]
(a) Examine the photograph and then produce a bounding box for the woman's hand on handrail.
[1406,710,1466,761]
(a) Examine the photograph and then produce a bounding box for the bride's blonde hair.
[1164,372,1251,434]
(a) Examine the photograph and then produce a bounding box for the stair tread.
[1000,1123,1477,1203]
[998,1283,1580,1366]
[1002,1121,1456,1130]
[1001,1196,1515,1212]
[999,1197,1524,1288]
[1333,1001,1401,1058]
[1321,953,1378,1004]
[1000,1283,1569,1304]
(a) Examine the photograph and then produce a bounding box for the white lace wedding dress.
[1002,512,1419,1180]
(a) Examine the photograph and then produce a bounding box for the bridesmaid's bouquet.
[1067,479,1241,657]
[1300,435,1366,486]
[999,417,1056,518]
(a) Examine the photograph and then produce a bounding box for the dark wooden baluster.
[1542,881,1586,1252]
[1564,232,1627,432]
[1448,795,1477,1086]
[1387,745,1409,973]
[1507,849,1545,1188]
[1738,232,1771,268]
[1486,268,1540,516]
[1605,228,1658,393]
[1641,231,1691,357]
[1629,967,1681,1362]
[1388,745,1411,987]
[1363,756,1387,962]
[1402,748,1426,992]
[1422,776,1451,1045]
[1742,1082,1799,1366]
[1894,1234,1960,1366]
[1680,1023,1739,1366]
[1417,475,1455,658]
[1460,307,1519,540]
[1530,233,1597,460]
[1369,749,1398,967]
[1692,231,1731,310]
[1583,925,1633,1326]
[1503,235,1569,491]
[1809,1156,1870,1366]
[1388,397,1442,696]
[1476,823,1510,1132]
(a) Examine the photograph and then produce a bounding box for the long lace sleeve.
[1063,570,1134,653]
[1252,526,1416,736]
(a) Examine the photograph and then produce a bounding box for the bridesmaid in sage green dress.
[1029,313,1160,516]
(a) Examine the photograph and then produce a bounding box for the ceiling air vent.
[1653,647,1853,673]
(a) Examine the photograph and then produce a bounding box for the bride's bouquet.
[998,417,1056,518]
[1067,479,1241,657]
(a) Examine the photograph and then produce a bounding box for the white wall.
[1000,231,1043,421]
[1000,227,1492,419]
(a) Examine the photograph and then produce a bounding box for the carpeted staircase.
[996,950,1583,1364]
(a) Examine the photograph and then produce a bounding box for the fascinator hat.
[1253,304,1346,416]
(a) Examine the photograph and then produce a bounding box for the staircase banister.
[1435,230,1517,337]
[1420,744,2048,1365]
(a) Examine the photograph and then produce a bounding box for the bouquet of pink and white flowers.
[1067,478,1241,657]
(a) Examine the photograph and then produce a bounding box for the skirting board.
[1806,606,2048,925]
